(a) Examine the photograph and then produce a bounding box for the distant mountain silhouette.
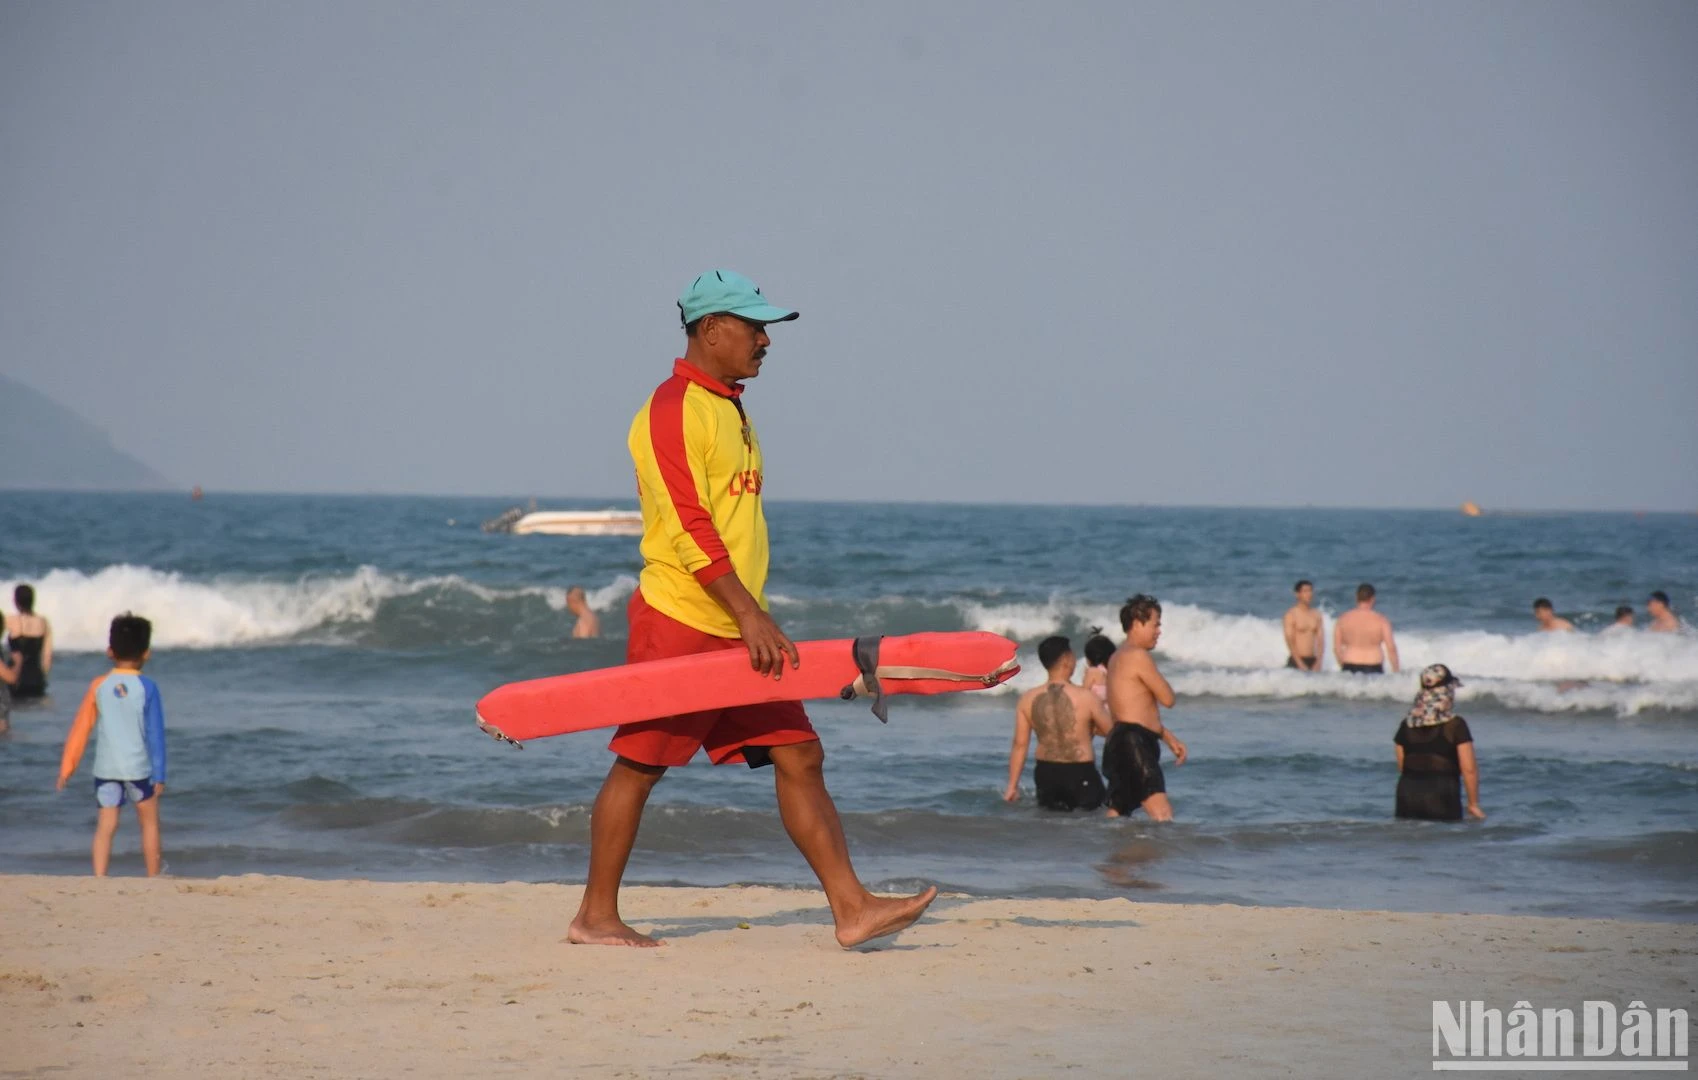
[0,374,174,491]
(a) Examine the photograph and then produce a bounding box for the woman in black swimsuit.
[1393,664,1485,822]
[5,584,51,700]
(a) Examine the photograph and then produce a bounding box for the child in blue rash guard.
[57,614,168,876]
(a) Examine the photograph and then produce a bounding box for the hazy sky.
[3,2,1694,509]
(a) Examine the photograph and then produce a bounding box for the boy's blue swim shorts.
[94,778,157,808]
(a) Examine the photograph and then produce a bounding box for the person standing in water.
[1103,595,1187,821]
[1333,583,1399,674]
[567,270,935,949]
[1647,591,1682,633]
[1004,636,1113,811]
[565,587,601,639]
[1393,664,1484,822]
[1081,630,1116,706]
[5,584,52,700]
[1282,579,1325,671]
[1611,605,1635,629]
[1532,598,1575,632]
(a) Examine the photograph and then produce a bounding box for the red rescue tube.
[476,631,1019,744]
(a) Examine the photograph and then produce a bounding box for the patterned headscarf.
[1405,663,1463,727]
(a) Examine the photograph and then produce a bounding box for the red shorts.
[607,590,817,768]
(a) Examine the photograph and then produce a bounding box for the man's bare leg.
[1140,793,1175,822]
[768,740,937,948]
[136,797,163,876]
[567,757,667,946]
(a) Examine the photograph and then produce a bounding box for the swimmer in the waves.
[1282,579,1324,671]
[1532,597,1575,632]
[1103,595,1188,821]
[1334,583,1399,674]
[1004,636,1112,811]
[1081,629,1115,705]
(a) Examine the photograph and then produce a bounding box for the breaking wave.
[959,597,1698,717]
[0,565,636,651]
[6,567,1692,714]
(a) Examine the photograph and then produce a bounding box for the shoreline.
[6,874,1694,1078]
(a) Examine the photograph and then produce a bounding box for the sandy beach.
[2,874,1692,1078]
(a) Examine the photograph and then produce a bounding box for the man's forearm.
[1007,749,1026,792]
[703,567,759,619]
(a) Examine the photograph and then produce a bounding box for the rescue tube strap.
[476,713,524,750]
[842,636,889,722]
[840,637,1017,723]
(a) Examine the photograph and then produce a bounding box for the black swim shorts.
[1101,722,1166,815]
[1341,662,1385,674]
[1032,760,1105,812]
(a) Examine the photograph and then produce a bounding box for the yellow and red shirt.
[628,359,770,638]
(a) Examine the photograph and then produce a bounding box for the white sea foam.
[958,597,1698,684]
[0,566,637,652]
[959,596,1698,716]
[583,574,638,612]
[1166,669,1698,717]
[8,569,1692,714]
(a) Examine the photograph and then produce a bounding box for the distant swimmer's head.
[1083,632,1116,669]
[1614,605,1635,626]
[679,270,797,385]
[1355,583,1376,606]
[13,584,34,614]
[1120,594,1163,648]
[108,612,152,666]
[566,586,589,613]
[1294,580,1314,605]
[1037,635,1074,676]
[1647,591,1672,616]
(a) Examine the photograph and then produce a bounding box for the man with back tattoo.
[1004,636,1114,811]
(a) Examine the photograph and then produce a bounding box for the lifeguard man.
[566,270,936,949]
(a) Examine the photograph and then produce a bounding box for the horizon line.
[1,486,1694,516]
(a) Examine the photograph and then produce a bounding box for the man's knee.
[1142,794,1174,822]
[768,739,825,777]
[611,756,667,788]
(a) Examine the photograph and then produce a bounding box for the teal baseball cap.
[677,269,799,327]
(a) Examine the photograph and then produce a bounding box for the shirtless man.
[1004,636,1113,811]
[1103,595,1187,821]
[1647,591,1682,633]
[1612,605,1635,629]
[1532,598,1574,632]
[1282,580,1325,671]
[1333,583,1399,674]
[566,587,601,639]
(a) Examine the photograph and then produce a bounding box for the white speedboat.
[509,509,644,536]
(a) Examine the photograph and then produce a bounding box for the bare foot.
[834,887,938,949]
[565,914,663,947]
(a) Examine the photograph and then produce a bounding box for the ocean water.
[1,493,1694,921]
